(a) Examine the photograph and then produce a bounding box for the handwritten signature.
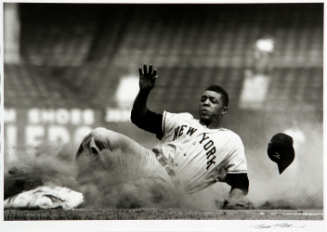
[251,223,306,229]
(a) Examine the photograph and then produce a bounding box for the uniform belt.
[153,151,185,196]
[155,153,175,176]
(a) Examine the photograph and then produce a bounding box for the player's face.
[199,90,228,126]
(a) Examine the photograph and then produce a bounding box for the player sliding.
[76,64,251,209]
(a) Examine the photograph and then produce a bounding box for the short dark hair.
[205,85,229,107]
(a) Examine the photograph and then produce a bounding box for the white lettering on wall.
[56,109,70,125]
[48,125,71,144]
[28,108,40,124]
[42,109,55,123]
[4,108,16,123]
[27,108,95,125]
[4,108,96,155]
[25,125,45,147]
[71,109,82,125]
[83,109,95,125]
[5,125,17,162]
[105,108,131,122]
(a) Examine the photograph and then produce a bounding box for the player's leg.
[76,127,149,165]
[75,127,176,199]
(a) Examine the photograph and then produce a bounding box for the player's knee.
[90,127,116,151]
[91,127,107,135]
[91,127,111,141]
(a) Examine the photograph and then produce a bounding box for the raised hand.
[139,64,158,91]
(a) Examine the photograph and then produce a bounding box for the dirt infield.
[4,208,323,220]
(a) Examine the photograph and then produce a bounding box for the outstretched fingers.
[152,69,157,77]
[139,67,144,76]
[148,65,157,77]
[143,64,148,75]
[140,64,157,78]
[148,65,153,75]
[138,64,158,90]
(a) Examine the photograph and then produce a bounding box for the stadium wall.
[4,3,323,160]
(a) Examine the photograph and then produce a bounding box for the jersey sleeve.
[131,109,163,138]
[226,173,249,194]
[226,134,248,174]
[161,111,194,138]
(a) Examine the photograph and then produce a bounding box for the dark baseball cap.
[267,133,295,174]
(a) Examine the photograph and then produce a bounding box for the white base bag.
[4,185,84,210]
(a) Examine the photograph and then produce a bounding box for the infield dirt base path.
[4,208,323,220]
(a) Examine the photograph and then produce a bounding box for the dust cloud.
[4,118,323,210]
[4,142,180,209]
[246,117,323,209]
[4,142,80,200]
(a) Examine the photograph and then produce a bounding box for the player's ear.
[221,106,229,116]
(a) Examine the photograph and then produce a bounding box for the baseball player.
[76,64,250,209]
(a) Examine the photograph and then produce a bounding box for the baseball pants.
[75,127,177,197]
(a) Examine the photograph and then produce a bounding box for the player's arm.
[223,173,251,209]
[226,173,249,195]
[131,64,163,138]
[216,142,251,209]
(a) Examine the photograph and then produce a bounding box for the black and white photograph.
[2,1,325,231]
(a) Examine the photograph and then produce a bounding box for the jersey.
[152,111,248,194]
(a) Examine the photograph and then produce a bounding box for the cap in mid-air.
[267,133,295,174]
